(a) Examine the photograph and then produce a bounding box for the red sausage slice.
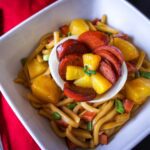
[79,31,109,50]
[66,139,78,150]
[126,62,137,73]
[113,33,129,40]
[92,18,100,25]
[59,54,83,80]
[81,111,96,122]
[95,50,121,76]
[99,60,117,84]
[94,45,124,64]
[55,119,68,128]
[59,25,69,36]
[56,39,89,61]
[64,82,96,102]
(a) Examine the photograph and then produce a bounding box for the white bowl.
[0,0,150,150]
[49,36,128,103]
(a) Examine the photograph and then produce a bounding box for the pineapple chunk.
[74,74,92,88]
[91,73,112,94]
[31,75,61,104]
[27,59,48,79]
[69,19,89,35]
[83,53,101,70]
[66,66,84,80]
[125,78,150,104]
[113,38,139,61]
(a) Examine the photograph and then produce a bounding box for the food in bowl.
[14,15,150,149]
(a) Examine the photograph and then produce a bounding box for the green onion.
[67,103,77,110]
[21,58,27,66]
[43,54,49,61]
[85,72,91,76]
[115,99,124,114]
[83,65,96,76]
[139,71,150,79]
[83,65,88,72]
[67,32,72,36]
[52,112,61,120]
[87,70,96,75]
[87,122,93,131]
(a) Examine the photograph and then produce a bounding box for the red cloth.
[0,0,56,149]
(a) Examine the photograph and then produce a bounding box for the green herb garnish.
[43,54,49,61]
[67,103,77,110]
[67,32,72,36]
[87,121,93,131]
[21,58,27,66]
[115,99,124,114]
[139,71,150,79]
[52,112,61,120]
[87,70,96,75]
[83,65,96,76]
[83,65,88,72]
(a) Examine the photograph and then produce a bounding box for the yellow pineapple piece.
[66,66,84,80]
[125,78,150,104]
[69,19,89,35]
[27,59,48,79]
[113,38,139,61]
[91,73,112,94]
[83,53,101,70]
[31,75,61,104]
[74,74,92,88]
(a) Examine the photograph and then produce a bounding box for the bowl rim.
[1,0,150,150]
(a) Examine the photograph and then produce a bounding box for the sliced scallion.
[67,32,72,36]
[67,103,77,110]
[115,99,124,114]
[87,121,93,131]
[83,65,96,76]
[139,71,150,79]
[43,54,49,61]
[52,112,61,120]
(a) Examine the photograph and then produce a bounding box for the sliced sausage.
[55,119,68,128]
[66,139,78,150]
[126,62,137,73]
[59,25,69,36]
[64,82,96,102]
[113,33,129,40]
[57,39,89,61]
[94,45,124,64]
[99,60,117,84]
[79,31,109,50]
[59,54,83,80]
[96,50,121,76]
[92,18,100,25]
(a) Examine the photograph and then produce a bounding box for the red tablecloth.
[0,0,56,149]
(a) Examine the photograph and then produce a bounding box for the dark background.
[127,0,150,150]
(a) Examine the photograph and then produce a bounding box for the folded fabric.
[0,0,56,34]
[0,0,56,149]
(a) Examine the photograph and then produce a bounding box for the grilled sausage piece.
[59,54,83,80]
[56,39,89,61]
[99,60,117,84]
[94,50,121,76]
[64,82,96,102]
[79,31,109,50]
[94,45,124,64]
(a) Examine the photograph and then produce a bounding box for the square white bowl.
[0,0,150,149]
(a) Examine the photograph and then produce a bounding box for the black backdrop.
[127,0,150,150]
